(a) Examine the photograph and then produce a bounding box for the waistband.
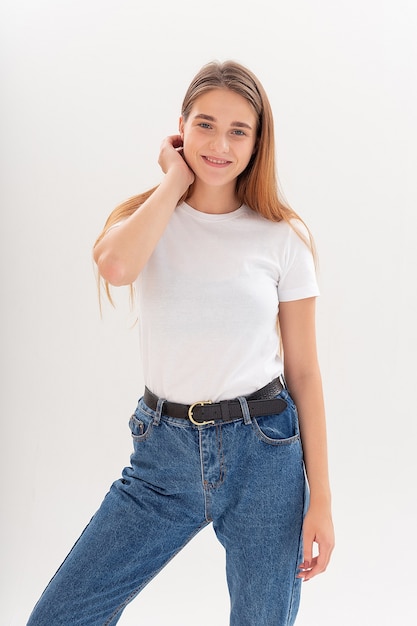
[143,377,288,426]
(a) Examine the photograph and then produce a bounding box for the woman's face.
[179,89,257,191]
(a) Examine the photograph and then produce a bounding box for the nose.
[209,133,229,154]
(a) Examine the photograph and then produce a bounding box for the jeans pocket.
[251,403,300,446]
[129,411,154,442]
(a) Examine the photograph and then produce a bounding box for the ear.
[178,116,184,139]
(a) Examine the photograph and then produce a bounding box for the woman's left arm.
[278,297,335,581]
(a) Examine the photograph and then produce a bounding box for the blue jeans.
[27,389,308,626]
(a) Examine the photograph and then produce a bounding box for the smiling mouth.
[203,156,231,165]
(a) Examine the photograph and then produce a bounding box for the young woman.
[28,60,334,626]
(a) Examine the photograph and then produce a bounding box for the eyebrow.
[193,113,253,130]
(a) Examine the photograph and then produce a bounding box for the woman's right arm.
[93,135,194,286]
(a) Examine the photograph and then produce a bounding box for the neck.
[186,182,240,214]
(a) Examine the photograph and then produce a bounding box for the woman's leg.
[27,399,208,626]
[211,392,308,626]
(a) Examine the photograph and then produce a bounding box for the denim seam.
[216,424,226,487]
[285,483,307,625]
[137,405,157,419]
[251,420,300,446]
[199,429,212,521]
[129,415,154,442]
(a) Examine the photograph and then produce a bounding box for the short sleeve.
[277,221,320,302]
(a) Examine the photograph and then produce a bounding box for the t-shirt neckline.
[180,201,247,221]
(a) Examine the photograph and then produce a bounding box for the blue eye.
[232,129,246,136]
[199,122,212,129]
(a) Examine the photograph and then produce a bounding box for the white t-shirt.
[135,202,319,404]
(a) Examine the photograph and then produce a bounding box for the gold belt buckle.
[188,400,215,426]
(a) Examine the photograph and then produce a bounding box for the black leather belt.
[143,377,287,426]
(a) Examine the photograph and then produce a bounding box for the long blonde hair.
[94,60,315,301]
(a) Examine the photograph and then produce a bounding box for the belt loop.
[237,396,252,425]
[154,397,165,426]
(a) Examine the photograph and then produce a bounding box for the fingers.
[158,134,195,188]
[302,526,314,571]
[298,554,324,581]
[298,539,334,582]
[162,134,183,150]
[297,513,335,582]
[158,135,185,173]
[297,534,313,582]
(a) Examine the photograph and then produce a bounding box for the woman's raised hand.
[158,135,195,193]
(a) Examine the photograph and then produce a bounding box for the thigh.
[213,392,307,626]
[28,401,208,626]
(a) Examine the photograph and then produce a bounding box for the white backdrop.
[1,0,416,624]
